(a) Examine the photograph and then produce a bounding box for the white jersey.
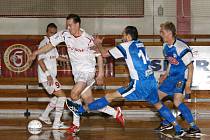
[38,36,59,83]
[49,29,96,75]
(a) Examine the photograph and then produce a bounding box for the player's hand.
[47,75,54,86]
[96,75,104,86]
[29,51,38,63]
[158,74,167,84]
[93,35,104,46]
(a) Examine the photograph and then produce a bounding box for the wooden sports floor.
[0,116,210,140]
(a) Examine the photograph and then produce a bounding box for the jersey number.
[138,50,148,64]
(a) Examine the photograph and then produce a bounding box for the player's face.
[161,29,172,43]
[66,19,80,35]
[122,31,131,42]
[46,27,57,37]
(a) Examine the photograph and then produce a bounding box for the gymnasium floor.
[0,116,210,140]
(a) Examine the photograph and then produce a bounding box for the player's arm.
[92,36,110,58]
[30,31,65,61]
[186,62,194,93]
[30,43,54,61]
[158,64,170,84]
[95,54,104,86]
[38,58,54,86]
[181,49,194,94]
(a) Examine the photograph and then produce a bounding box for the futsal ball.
[28,120,42,135]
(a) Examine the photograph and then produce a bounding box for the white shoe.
[52,121,69,129]
[39,116,52,125]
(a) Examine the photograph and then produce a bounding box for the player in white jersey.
[30,14,124,134]
[37,23,69,129]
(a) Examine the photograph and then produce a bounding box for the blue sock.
[178,103,197,129]
[158,105,182,132]
[88,97,109,111]
[161,119,170,125]
[78,106,86,113]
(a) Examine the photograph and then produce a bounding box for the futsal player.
[38,23,69,129]
[30,14,124,134]
[157,21,201,136]
[66,26,187,137]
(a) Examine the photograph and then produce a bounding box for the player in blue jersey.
[156,21,201,136]
[66,26,187,137]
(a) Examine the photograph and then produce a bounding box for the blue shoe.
[66,99,84,117]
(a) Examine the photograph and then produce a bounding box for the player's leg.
[39,95,57,125]
[66,90,122,115]
[146,79,185,137]
[173,93,201,135]
[39,81,59,125]
[45,78,67,129]
[155,90,173,131]
[66,81,86,133]
[81,87,124,127]
[52,89,67,129]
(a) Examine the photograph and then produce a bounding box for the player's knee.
[70,91,80,101]
[54,90,66,97]
[173,99,182,107]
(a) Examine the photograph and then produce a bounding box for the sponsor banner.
[0,39,114,78]
[146,46,210,90]
[0,39,39,77]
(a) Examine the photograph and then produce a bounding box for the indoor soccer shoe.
[116,107,125,127]
[67,123,80,134]
[52,121,69,129]
[38,115,52,125]
[154,123,173,132]
[186,127,201,136]
[175,129,186,138]
[66,99,84,117]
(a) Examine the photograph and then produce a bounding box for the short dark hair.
[66,14,81,25]
[46,23,57,32]
[124,26,138,40]
[163,21,176,37]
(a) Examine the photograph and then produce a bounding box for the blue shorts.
[117,77,159,105]
[159,76,186,96]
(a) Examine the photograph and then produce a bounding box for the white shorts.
[41,78,62,94]
[73,72,95,86]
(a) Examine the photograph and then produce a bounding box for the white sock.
[53,97,66,125]
[98,106,117,118]
[42,96,57,118]
[72,99,81,127]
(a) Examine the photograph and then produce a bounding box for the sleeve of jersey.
[108,46,124,59]
[49,31,65,47]
[181,52,193,66]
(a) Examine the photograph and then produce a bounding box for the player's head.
[162,21,176,43]
[122,26,138,42]
[46,23,57,37]
[66,14,81,35]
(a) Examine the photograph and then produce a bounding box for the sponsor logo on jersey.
[4,44,32,72]
[167,56,179,65]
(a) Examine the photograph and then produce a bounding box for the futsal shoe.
[154,123,173,132]
[175,129,187,138]
[186,127,201,136]
[52,121,69,129]
[66,99,84,117]
[116,107,125,127]
[38,115,52,125]
[67,123,80,134]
